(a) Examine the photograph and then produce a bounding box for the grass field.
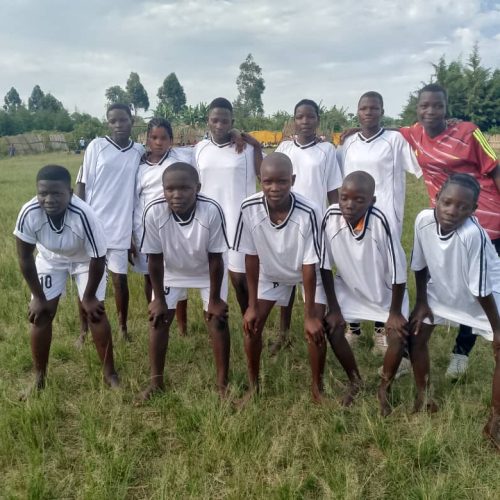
[1,152,500,499]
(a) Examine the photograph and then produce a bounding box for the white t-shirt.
[140,193,228,288]
[337,129,421,237]
[321,204,408,322]
[76,136,144,249]
[14,195,107,266]
[133,147,193,244]
[411,209,500,335]
[234,191,322,285]
[275,139,342,209]
[193,138,256,244]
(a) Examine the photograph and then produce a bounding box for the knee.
[386,330,405,350]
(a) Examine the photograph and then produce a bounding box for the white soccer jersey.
[411,209,500,336]
[14,195,107,265]
[140,193,229,288]
[337,129,421,237]
[234,192,322,285]
[76,136,144,249]
[193,138,256,244]
[275,139,342,209]
[321,205,408,323]
[133,147,194,243]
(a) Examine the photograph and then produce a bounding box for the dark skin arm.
[147,253,169,327]
[16,237,49,324]
[241,132,263,179]
[207,252,228,319]
[477,294,500,347]
[243,254,260,336]
[74,182,85,201]
[320,267,346,337]
[302,264,324,345]
[81,256,106,322]
[385,282,409,339]
[409,267,434,336]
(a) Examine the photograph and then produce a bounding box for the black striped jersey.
[140,193,228,288]
[234,191,322,284]
[14,195,107,265]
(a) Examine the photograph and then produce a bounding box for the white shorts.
[161,283,229,311]
[228,250,246,274]
[132,252,148,275]
[258,278,327,307]
[106,249,128,274]
[35,255,107,302]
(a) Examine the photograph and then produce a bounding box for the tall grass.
[0,152,499,499]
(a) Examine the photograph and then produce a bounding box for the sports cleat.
[445,353,469,379]
[372,326,388,355]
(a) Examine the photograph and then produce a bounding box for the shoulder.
[194,139,211,153]
[16,197,42,229]
[275,140,293,152]
[241,192,265,211]
[132,142,146,155]
[197,193,224,214]
[458,216,488,243]
[414,209,436,229]
[171,146,194,163]
[86,137,107,153]
[293,192,321,214]
[316,141,336,153]
[144,197,168,218]
[322,204,342,225]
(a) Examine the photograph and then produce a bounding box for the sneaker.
[378,356,412,380]
[345,325,361,346]
[445,353,469,379]
[372,326,388,355]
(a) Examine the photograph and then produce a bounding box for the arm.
[477,294,500,346]
[147,253,169,327]
[385,282,409,339]
[81,256,106,322]
[243,254,260,336]
[241,132,263,178]
[229,128,246,154]
[320,267,345,337]
[207,252,228,319]
[409,267,434,335]
[490,165,500,194]
[302,264,324,344]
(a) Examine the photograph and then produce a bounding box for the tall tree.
[105,85,130,106]
[3,87,22,111]
[126,72,149,114]
[157,73,186,115]
[234,54,265,118]
[28,85,45,112]
[41,93,64,112]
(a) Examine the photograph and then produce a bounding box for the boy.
[193,97,262,315]
[234,153,358,405]
[75,103,144,342]
[320,171,409,416]
[14,165,119,396]
[138,162,230,400]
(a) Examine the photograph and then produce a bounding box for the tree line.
[1,47,499,141]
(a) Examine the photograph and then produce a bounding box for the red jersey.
[400,122,500,240]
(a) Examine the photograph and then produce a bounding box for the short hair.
[343,171,376,196]
[209,97,233,114]
[261,152,293,174]
[36,164,71,187]
[162,162,199,185]
[294,99,320,117]
[418,83,448,102]
[147,117,173,140]
[358,91,384,108]
[107,103,132,118]
[439,173,480,204]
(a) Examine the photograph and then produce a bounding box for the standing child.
[75,103,144,343]
[321,171,409,415]
[409,174,500,447]
[138,162,230,400]
[14,165,119,396]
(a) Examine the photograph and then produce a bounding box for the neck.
[423,121,446,138]
[212,134,231,145]
[111,135,130,148]
[48,212,65,229]
[296,134,316,145]
[267,193,292,214]
[149,150,169,163]
[174,202,196,221]
[360,125,382,139]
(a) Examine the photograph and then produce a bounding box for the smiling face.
[107,108,133,144]
[37,179,72,218]
[208,107,233,143]
[358,96,383,132]
[163,169,200,217]
[338,180,375,227]
[435,183,477,234]
[147,126,172,158]
[294,104,319,142]
[417,90,447,135]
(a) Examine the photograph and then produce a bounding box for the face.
[260,163,293,206]
[358,97,383,129]
[107,109,133,142]
[294,104,319,138]
[435,183,476,234]
[417,91,447,130]
[37,180,72,217]
[208,108,233,143]
[163,170,200,216]
[148,126,172,156]
[338,181,375,226]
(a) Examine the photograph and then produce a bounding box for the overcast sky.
[1,0,499,120]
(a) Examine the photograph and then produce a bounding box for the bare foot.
[120,328,132,342]
[75,332,87,350]
[217,385,229,400]
[483,412,500,452]
[134,384,164,405]
[268,333,290,357]
[104,372,120,389]
[312,386,327,405]
[342,379,362,407]
[234,388,257,410]
[377,385,392,417]
[19,375,45,401]
[178,329,187,337]
[413,392,439,414]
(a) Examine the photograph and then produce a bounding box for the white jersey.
[76,136,144,249]
[411,209,500,336]
[337,128,421,237]
[193,138,256,244]
[140,193,229,288]
[133,147,194,244]
[234,191,322,285]
[14,195,107,266]
[321,205,408,323]
[275,139,342,209]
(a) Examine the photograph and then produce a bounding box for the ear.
[196,183,201,194]
[291,174,296,186]
[472,203,478,212]
[372,195,377,204]
[381,107,385,117]
[69,188,74,196]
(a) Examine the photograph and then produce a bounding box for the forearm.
[148,253,166,300]
[16,239,44,299]
[320,268,341,312]
[302,264,317,318]
[208,253,224,300]
[83,256,106,299]
[414,268,429,304]
[74,182,85,200]
[245,254,259,308]
[390,282,406,314]
[477,294,500,332]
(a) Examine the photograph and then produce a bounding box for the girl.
[409,174,500,448]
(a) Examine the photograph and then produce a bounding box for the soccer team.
[13,84,500,449]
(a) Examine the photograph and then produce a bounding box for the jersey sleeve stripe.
[140,198,167,251]
[472,129,498,160]
[67,203,99,257]
[196,194,230,248]
[17,202,41,232]
[233,211,244,251]
[370,208,399,284]
[294,202,321,259]
[470,218,488,296]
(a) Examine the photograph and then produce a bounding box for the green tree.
[105,85,130,106]
[126,72,149,114]
[3,87,22,111]
[157,73,186,115]
[234,54,265,118]
[28,85,45,111]
[41,93,64,112]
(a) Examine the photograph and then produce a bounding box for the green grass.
[1,152,500,499]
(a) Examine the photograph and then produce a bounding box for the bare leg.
[110,272,130,341]
[229,271,249,315]
[308,304,327,403]
[270,287,295,356]
[484,341,500,450]
[143,274,152,304]
[205,312,231,397]
[75,296,89,348]
[175,299,188,336]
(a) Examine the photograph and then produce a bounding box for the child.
[193,97,262,316]
[138,162,230,400]
[409,174,500,447]
[14,165,119,397]
[320,171,409,416]
[234,152,357,405]
[132,117,192,335]
[336,91,420,362]
[75,103,144,343]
